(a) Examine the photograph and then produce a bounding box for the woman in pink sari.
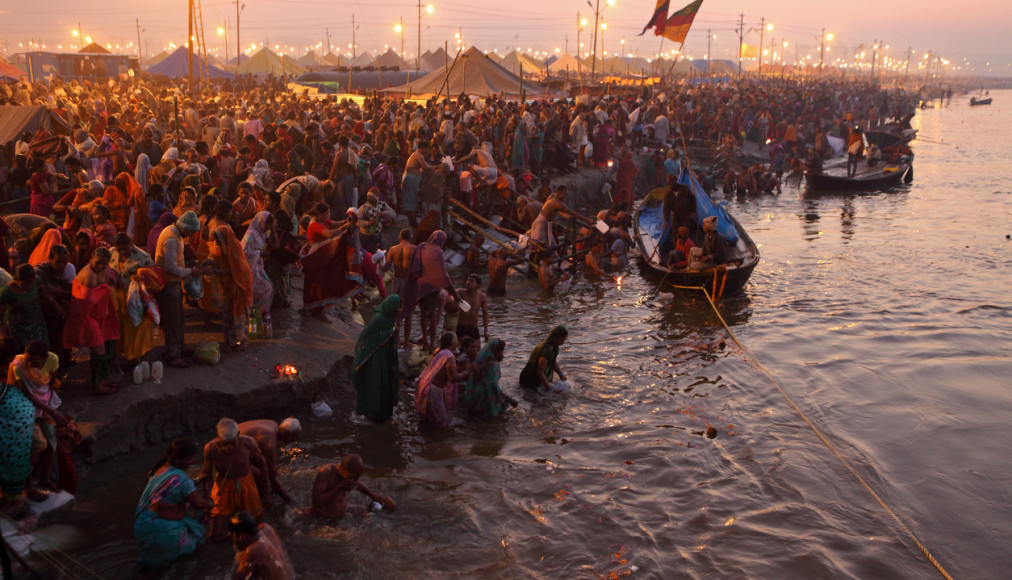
[415,331,460,427]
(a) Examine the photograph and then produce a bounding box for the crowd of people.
[0,69,918,576]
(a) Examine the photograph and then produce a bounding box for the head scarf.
[173,188,199,217]
[212,225,254,319]
[241,211,273,255]
[465,338,508,418]
[134,153,152,194]
[29,228,63,267]
[147,212,177,256]
[354,294,401,373]
[525,325,567,381]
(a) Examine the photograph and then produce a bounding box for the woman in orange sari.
[208,225,253,352]
[113,172,151,245]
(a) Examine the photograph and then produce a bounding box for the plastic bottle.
[139,361,151,381]
[151,361,164,384]
[371,501,383,513]
[133,365,144,384]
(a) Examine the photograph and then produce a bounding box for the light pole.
[218,23,228,64]
[576,14,587,76]
[817,29,833,75]
[600,21,607,60]
[707,30,715,72]
[235,1,245,65]
[587,0,615,78]
[394,19,404,60]
[757,19,771,74]
[417,2,433,71]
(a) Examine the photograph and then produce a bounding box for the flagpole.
[664,40,686,81]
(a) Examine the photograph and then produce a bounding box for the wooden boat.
[970,97,992,106]
[633,172,760,297]
[804,158,913,191]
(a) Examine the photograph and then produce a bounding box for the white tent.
[350,52,374,67]
[546,53,581,74]
[371,48,411,70]
[234,47,306,76]
[384,46,548,99]
[297,50,330,69]
[497,50,545,77]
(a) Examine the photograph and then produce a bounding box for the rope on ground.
[0,511,107,579]
[661,280,955,580]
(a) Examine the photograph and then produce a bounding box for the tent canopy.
[234,47,306,76]
[418,48,448,71]
[0,106,73,145]
[497,50,544,76]
[147,46,233,79]
[350,52,375,67]
[383,46,547,99]
[371,48,411,70]
[321,52,349,67]
[0,59,27,81]
[297,50,330,69]
[546,53,581,74]
[79,43,110,54]
[144,50,170,68]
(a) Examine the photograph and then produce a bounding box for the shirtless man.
[455,273,489,344]
[403,142,436,227]
[237,418,301,507]
[385,227,416,347]
[456,144,498,185]
[527,185,593,248]
[538,252,571,292]
[310,454,396,519]
[199,418,270,539]
[585,237,612,278]
[229,511,294,580]
[487,249,524,296]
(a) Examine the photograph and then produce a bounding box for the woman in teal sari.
[518,326,569,390]
[353,295,401,423]
[134,439,210,569]
[465,339,517,418]
[0,382,36,510]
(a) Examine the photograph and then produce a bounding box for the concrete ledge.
[59,278,363,462]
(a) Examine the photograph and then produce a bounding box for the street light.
[817,29,833,74]
[600,21,607,58]
[417,3,434,71]
[395,18,404,58]
[218,23,228,63]
[587,0,615,78]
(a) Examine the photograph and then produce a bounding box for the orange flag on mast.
[639,0,671,36]
[661,0,704,44]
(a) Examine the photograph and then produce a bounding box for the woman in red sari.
[300,203,362,323]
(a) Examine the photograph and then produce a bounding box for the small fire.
[607,160,614,168]
[615,276,623,289]
[275,364,299,377]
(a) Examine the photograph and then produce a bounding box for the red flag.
[639,0,671,36]
[661,0,704,44]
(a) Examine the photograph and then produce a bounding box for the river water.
[51,91,1010,579]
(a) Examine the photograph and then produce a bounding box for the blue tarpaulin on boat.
[678,169,738,244]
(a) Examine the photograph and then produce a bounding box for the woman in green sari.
[465,339,516,418]
[353,295,401,423]
[518,325,569,391]
[134,439,210,569]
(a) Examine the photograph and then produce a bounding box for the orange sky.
[2,0,1009,74]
